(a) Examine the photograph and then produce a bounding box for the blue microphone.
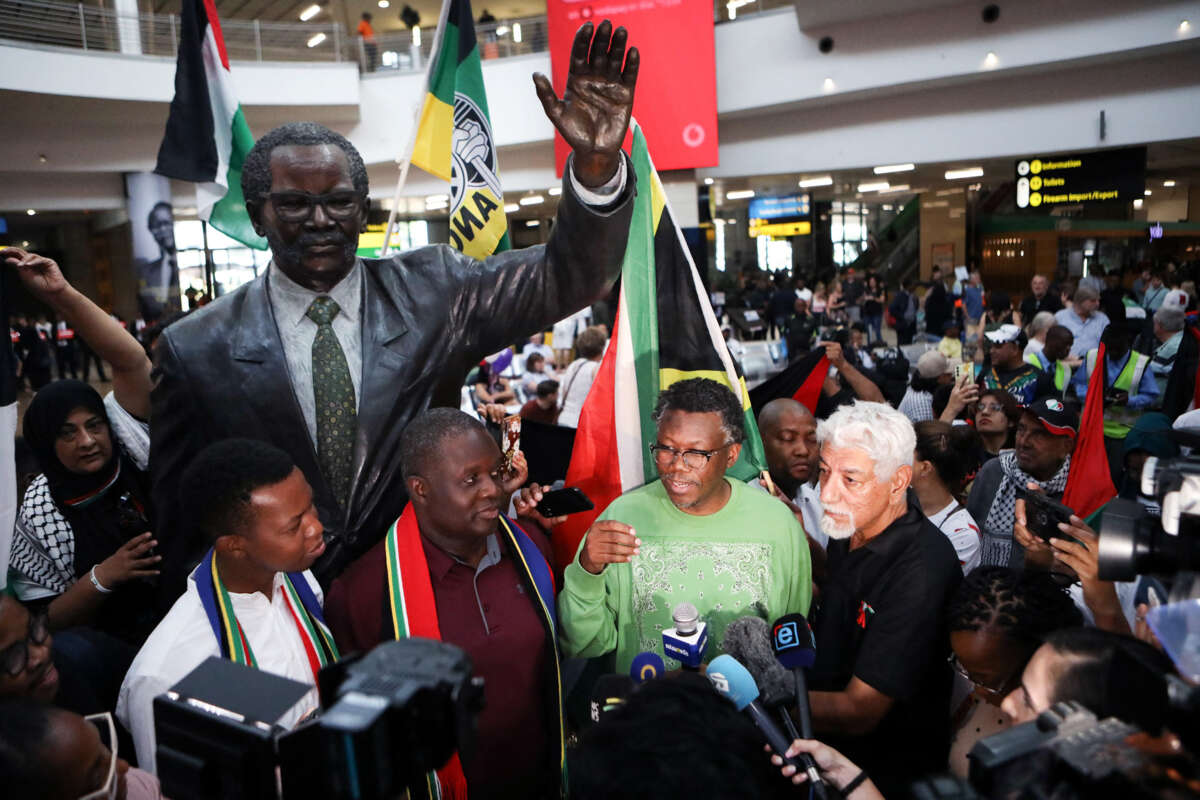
[662,602,708,670]
[706,655,802,772]
[629,651,666,684]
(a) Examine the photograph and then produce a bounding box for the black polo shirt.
[810,498,962,796]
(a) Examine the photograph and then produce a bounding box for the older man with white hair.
[806,401,962,797]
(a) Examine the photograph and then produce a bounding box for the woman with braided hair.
[945,566,1083,776]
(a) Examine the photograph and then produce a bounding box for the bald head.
[758,398,819,495]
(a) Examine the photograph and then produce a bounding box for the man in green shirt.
[558,378,812,672]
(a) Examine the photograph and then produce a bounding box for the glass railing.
[0,0,791,70]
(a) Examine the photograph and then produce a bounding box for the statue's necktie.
[306,296,355,508]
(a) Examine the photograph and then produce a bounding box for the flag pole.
[381,0,454,257]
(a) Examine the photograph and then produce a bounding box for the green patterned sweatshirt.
[558,478,812,672]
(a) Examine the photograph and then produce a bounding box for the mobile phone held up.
[1015,487,1075,542]
[536,487,595,518]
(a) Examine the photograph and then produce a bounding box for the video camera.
[153,638,484,800]
[1098,453,1200,581]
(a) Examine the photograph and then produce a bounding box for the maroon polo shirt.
[519,398,560,425]
[325,524,556,799]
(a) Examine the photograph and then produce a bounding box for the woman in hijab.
[4,248,158,647]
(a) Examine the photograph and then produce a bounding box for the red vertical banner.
[545,0,719,174]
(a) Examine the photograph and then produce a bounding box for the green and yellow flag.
[410,0,510,258]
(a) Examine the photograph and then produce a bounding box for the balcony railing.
[0,0,788,70]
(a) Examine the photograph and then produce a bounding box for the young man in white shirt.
[117,439,334,772]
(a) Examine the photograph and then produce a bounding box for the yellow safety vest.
[1084,348,1150,439]
[1025,351,1071,392]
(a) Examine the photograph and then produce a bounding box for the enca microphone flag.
[552,119,766,570]
[155,0,265,249]
[408,0,510,258]
[749,349,830,417]
[1062,342,1117,522]
[0,268,18,590]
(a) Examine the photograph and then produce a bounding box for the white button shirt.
[117,570,324,773]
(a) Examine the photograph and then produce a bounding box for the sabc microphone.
[662,602,708,670]
[629,651,666,684]
[588,674,633,726]
[772,613,818,740]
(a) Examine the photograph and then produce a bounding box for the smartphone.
[501,414,521,474]
[1015,487,1074,542]
[536,487,595,518]
[955,361,974,383]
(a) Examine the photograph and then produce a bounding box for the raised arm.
[2,248,152,419]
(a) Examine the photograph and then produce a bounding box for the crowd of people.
[1,20,1197,800]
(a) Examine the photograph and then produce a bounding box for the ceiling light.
[725,190,755,200]
[378,0,388,6]
[879,184,910,194]
[495,24,509,36]
[37,154,47,163]
[1134,198,1144,209]
[799,176,833,188]
[882,204,894,211]
[425,194,448,206]
[306,32,326,47]
[945,167,984,180]
[857,181,889,192]
[1164,180,1176,187]
[704,178,714,185]
[512,22,522,43]
[525,220,540,227]
[25,209,35,215]
[822,77,835,92]
[548,187,562,196]
[1144,189,1152,196]
[873,163,914,175]
[519,195,544,206]
[983,51,998,69]
[412,26,421,46]
[503,203,519,213]
[1181,20,1191,32]
[299,3,320,20]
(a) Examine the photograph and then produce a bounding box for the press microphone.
[588,674,633,726]
[771,613,817,740]
[629,651,666,684]
[662,602,708,670]
[707,654,820,789]
[721,617,801,740]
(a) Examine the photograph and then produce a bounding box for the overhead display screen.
[748,193,811,238]
[1015,147,1145,209]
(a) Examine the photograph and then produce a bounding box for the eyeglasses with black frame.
[263,191,364,223]
[649,442,733,471]
[0,605,50,677]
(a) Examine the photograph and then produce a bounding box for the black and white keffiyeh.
[10,474,75,600]
[981,451,1071,568]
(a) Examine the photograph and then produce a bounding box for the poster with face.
[125,172,181,322]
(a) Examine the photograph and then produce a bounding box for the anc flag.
[552,120,766,570]
[155,0,265,249]
[409,0,509,259]
[749,349,831,418]
[1063,342,1117,522]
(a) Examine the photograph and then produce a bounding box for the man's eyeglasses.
[264,191,364,223]
[649,442,732,470]
[79,712,118,800]
[0,606,50,677]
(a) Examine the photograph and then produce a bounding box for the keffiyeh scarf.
[981,451,1070,568]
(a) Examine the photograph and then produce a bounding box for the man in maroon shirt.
[520,379,560,425]
[324,408,562,800]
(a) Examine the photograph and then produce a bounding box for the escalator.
[847,196,920,285]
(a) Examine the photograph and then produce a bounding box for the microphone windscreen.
[706,654,759,711]
[629,651,666,683]
[772,613,817,670]
[721,616,792,704]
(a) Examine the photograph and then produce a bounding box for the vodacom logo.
[682,123,705,148]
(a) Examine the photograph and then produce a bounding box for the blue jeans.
[864,313,883,343]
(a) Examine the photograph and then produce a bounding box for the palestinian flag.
[552,120,766,570]
[155,0,265,249]
[409,0,509,259]
[749,349,831,417]
[1062,343,1117,522]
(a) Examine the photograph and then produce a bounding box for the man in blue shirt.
[1055,285,1110,358]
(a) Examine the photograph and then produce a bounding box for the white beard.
[820,509,856,540]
